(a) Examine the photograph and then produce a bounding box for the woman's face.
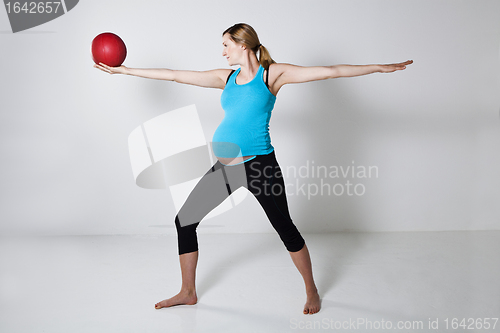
[222,34,244,66]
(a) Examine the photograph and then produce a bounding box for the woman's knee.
[285,235,305,252]
[175,215,199,255]
[282,229,305,252]
[274,222,305,252]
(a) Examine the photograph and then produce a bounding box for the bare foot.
[155,290,197,309]
[303,291,321,314]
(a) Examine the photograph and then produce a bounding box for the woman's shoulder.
[267,63,298,77]
[208,68,237,85]
[268,62,285,72]
[269,62,295,69]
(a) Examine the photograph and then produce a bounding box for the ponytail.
[258,44,275,71]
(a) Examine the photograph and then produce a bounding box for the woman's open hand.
[93,62,128,75]
[378,60,413,73]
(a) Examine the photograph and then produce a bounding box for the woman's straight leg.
[245,151,321,314]
[245,152,305,252]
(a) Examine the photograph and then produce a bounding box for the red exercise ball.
[91,32,127,67]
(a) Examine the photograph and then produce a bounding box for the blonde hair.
[223,23,275,70]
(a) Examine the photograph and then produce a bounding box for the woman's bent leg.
[176,161,235,254]
[156,161,239,309]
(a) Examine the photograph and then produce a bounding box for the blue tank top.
[212,65,276,158]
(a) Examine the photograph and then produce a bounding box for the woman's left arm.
[332,60,413,77]
[272,60,413,93]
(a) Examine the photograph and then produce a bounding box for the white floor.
[1,231,499,333]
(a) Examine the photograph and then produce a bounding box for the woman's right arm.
[94,63,231,89]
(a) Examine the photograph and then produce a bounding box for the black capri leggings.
[175,150,305,255]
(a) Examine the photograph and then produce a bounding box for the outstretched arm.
[271,60,413,93]
[332,60,413,77]
[94,63,232,89]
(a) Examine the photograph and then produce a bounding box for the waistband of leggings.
[248,149,277,165]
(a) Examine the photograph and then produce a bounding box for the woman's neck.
[238,54,260,82]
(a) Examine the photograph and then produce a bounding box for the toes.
[303,304,320,314]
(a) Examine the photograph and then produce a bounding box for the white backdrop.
[0,0,499,236]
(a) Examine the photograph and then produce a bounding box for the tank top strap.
[257,64,264,78]
[256,65,270,89]
[265,65,269,88]
[226,69,236,84]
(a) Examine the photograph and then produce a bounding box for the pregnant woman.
[94,23,412,315]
